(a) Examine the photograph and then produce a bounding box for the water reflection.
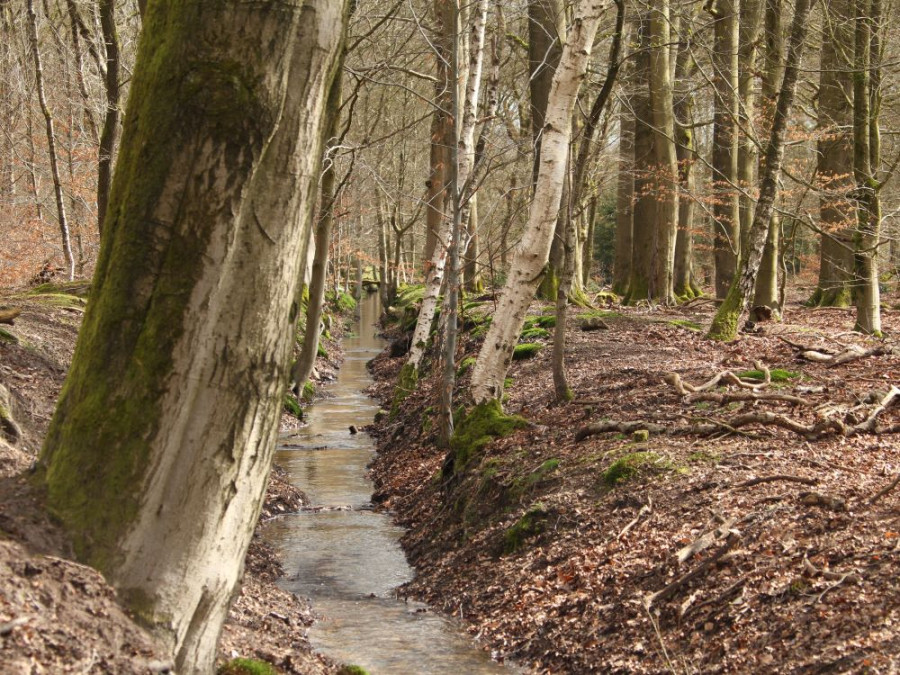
[267,292,511,674]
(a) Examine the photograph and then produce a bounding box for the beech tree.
[37,0,345,671]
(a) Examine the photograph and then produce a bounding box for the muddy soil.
[368,297,900,673]
[0,286,346,674]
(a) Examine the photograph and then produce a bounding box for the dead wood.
[799,491,846,511]
[646,534,739,607]
[574,420,668,441]
[827,345,891,367]
[676,518,737,564]
[686,390,810,406]
[869,473,900,504]
[730,475,818,490]
[0,308,21,324]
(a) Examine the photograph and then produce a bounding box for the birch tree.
[38,0,345,671]
[469,0,608,406]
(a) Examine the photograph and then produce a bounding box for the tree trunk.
[613,100,633,295]
[710,0,740,299]
[464,194,483,291]
[852,0,881,335]
[471,0,606,405]
[708,0,813,340]
[27,0,74,279]
[39,0,344,671]
[97,0,119,234]
[673,28,699,299]
[737,0,763,249]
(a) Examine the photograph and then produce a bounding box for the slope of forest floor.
[0,283,344,674]
[369,294,900,673]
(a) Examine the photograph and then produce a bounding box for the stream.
[266,292,511,674]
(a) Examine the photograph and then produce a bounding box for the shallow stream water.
[266,292,510,674]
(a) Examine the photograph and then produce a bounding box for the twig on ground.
[870,473,900,504]
[730,475,818,490]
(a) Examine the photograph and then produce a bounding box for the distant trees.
[38,1,345,672]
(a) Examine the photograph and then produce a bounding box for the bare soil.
[368,296,900,673]
[0,287,344,674]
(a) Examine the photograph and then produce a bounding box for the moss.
[391,363,418,417]
[337,667,370,675]
[735,368,799,382]
[601,452,677,487]
[669,319,703,332]
[301,381,316,403]
[519,327,551,341]
[503,505,549,554]
[282,393,302,419]
[0,327,18,344]
[509,459,560,500]
[449,399,528,475]
[27,280,91,297]
[538,267,559,301]
[457,356,476,376]
[512,343,543,360]
[316,342,328,358]
[328,290,356,314]
[218,658,278,675]
[707,283,742,341]
[19,292,87,310]
[688,451,720,464]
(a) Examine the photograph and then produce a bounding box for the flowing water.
[266,292,511,674]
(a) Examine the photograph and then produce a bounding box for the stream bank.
[368,295,900,672]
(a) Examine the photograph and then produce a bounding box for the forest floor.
[0,283,343,674]
[368,291,900,673]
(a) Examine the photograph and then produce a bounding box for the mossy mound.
[218,657,278,675]
[449,399,528,475]
[519,327,550,341]
[576,310,619,321]
[301,381,316,403]
[513,343,543,360]
[327,290,356,314]
[283,392,302,419]
[508,459,560,501]
[28,281,91,298]
[503,504,549,554]
[523,315,556,329]
[600,452,677,487]
[337,666,370,675]
[735,368,799,382]
[19,292,87,310]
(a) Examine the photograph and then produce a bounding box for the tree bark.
[97,0,119,234]
[673,25,699,299]
[710,0,740,299]
[471,0,606,404]
[38,0,344,670]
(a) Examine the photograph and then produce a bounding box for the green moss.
[218,658,278,675]
[669,319,703,332]
[594,290,621,304]
[395,284,425,308]
[503,505,549,554]
[538,267,559,301]
[391,363,418,417]
[27,281,91,297]
[519,327,550,341]
[449,399,528,475]
[0,327,18,344]
[600,452,676,487]
[457,356,476,376]
[328,290,356,314]
[317,342,328,358]
[19,292,87,310]
[707,283,742,341]
[301,381,316,403]
[337,667,370,675]
[512,343,543,360]
[735,368,799,382]
[688,451,720,464]
[283,393,302,419]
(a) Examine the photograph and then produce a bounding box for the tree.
[469,0,609,405]
[37,0,345,671]
[708,0,814,340]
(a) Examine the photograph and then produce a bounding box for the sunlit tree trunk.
[673,26,699,299]
[38,0,344,670]
[470,0,606,404]
[97,0,119,234]
[613,99,633,296]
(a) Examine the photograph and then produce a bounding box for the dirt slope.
[369,298,900,673]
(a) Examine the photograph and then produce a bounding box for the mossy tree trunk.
[470,0,606,405]
[708,0,813,340]
[613,98,633,296]
[38,0,344,670]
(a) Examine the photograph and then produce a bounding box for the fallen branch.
[828,345,891,367]
[618,500,652,539]
[676,518,737,564]
[685,390,810,406]
[574,420,668,441]
[646,534,739,607]
[869,473,900,504]
[730,474,817,490]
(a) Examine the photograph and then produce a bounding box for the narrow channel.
[266,291,510,674]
